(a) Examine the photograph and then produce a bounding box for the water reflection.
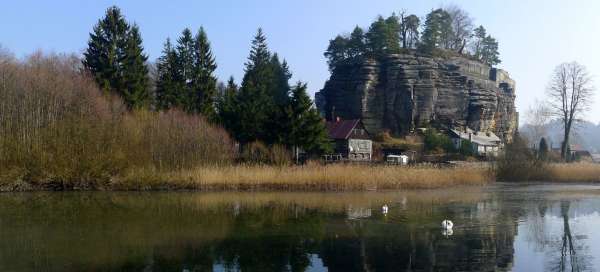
[0,185,599,271]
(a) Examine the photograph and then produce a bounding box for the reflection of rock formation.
[316,54,518,141]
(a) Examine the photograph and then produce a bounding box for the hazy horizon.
[2,0,599,124]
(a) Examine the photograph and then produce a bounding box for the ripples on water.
[1,184,599,271]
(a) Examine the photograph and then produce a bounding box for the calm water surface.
[1,184,600,271]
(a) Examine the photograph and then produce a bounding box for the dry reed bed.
[116,164,491,191]
[544,163,600,182]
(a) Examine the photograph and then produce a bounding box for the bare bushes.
[0,52,234,189]
[494,134,547,181]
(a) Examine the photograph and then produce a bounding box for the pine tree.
[176,28,196,112]
[217,76,239,134]
[236,28,275,144]
[270,53,292,105]
[191,27,218,119]
[121,24,150,109]
[472,26,487,60]
[481,35,501,66]
[83,6,131,99]
[287,83,332,154]
[348,26,366,58]
[155,38,183,110]
[324,35,349,71]
[420,9,453,52]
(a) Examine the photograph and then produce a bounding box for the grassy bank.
[543,163,600,183]
[1,164,491,191]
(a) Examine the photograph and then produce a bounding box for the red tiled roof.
[326,119,360,140]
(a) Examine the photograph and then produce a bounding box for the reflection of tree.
[547,201,591,272]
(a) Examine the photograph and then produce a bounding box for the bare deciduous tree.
[546,62,595,160]
[523,99,551,146]
[444,5,474,54]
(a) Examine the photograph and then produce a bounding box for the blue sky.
[2,0,599,123]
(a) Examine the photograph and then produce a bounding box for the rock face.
[315,53,518,141]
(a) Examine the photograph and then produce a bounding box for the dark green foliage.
[496,134,546,181]
[270,54,292,105]
[419,9,453,52]
[324,7,501,71]
[472,25,501,66]
[401,14,420,49]
[459,140,474,156]
[236,28,276,144]
[83,6,150,109]
[217,77,239,134]
[121,25,150,109]
[287,83,332,154]
[366,15,401,55]
[155,27,218,118]
[348,26,367,58]
[538,137,549,161]
[191,27,218,119]
[155,39,183,110]
[424,128,454,153]
[324,35,349,71]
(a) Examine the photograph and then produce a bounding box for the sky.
[1,0,599,123]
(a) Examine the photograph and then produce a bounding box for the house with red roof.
[325,118,372,161]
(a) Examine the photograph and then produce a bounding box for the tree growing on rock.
[400,13,420,49]
[445,5,474,53]
[419,9,453,52]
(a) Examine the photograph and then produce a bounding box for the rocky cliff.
[316,53,518,141]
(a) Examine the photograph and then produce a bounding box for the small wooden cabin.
[325,119,372,161]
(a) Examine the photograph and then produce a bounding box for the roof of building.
[449,128,501,146]
[326,119,361,140]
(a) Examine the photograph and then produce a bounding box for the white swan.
[382,204,389,214]
[441,219,454,230]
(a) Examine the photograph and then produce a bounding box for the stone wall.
[316,53,518,141]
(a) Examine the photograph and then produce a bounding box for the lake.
[1,184,600,271]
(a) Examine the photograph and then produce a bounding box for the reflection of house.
[449,128,502,156]
[326,118,372,161]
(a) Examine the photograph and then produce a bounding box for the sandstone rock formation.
[315,53,518,141]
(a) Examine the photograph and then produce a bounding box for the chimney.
[469,133,473,142]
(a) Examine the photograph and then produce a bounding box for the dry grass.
[114,164,491,191]
[544,163,600,183]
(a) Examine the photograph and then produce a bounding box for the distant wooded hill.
[521,120,600,153]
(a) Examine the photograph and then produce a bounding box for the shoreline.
[2,163,598,192]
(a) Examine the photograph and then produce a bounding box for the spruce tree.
[84,6,150,107]
[237,28,275,144]
[270,53,292,105]
[217,76,239,134]
[287,83,332,154]
[176,28,196,112]
[155,38,183,110]
[121,24,150,109]
[191,27,218,119]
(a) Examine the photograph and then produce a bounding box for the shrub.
[494,134,547,181]
[424,128,455,154]
[240,142,292,166]
[0,51,234,188]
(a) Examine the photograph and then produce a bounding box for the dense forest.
[324,6,501,71]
